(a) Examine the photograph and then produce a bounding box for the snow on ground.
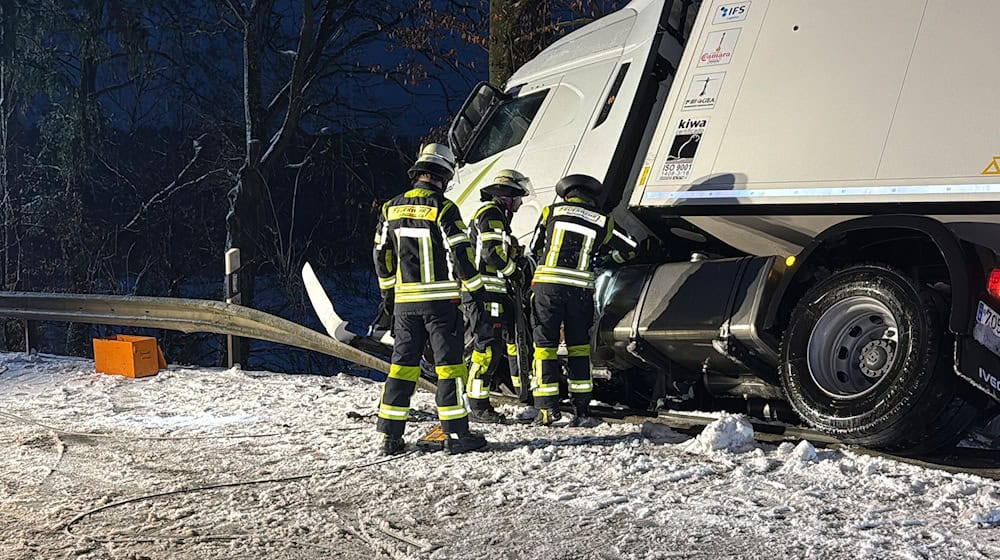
[1,352,999,560]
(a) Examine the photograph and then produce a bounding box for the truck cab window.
[464,91,548,164]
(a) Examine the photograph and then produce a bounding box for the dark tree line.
[0,0,628,371]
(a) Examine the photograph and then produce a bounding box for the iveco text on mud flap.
[436,0,1000,452]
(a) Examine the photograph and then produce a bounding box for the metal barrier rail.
[0,292,390,374]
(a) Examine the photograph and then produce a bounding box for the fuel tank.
[595,255,785,378]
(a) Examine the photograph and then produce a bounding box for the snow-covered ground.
[1,352,998,559]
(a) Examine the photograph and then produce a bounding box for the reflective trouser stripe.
[467,348,492,399]
[567,349,592,395]
[534,383,560,396]
[436,378,470,433]
[438,404,469,420]
[436,363,468,380]
[378,404,409,419]
[389,364,421,381]
[569,381,592,393]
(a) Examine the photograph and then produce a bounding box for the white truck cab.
[444,0,1000,452]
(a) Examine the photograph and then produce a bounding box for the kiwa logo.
[714,2,751,24]
[678,118,709,130]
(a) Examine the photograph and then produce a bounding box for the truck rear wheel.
[780,263,978,453]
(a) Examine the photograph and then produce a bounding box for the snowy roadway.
[1,352,999,559]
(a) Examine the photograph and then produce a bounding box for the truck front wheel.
[780,263,978,453]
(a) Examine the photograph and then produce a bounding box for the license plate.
[973,301,1000,356]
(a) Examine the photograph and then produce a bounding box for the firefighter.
[372,143,489,455]
[465,169,532,423]
[529,174,638,426]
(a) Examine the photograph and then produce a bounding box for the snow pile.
[1,352,1000,560]
[678,412,755,454]
[973,509,1000,527]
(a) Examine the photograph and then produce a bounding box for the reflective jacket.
[373,182,483,311]
[529,197,637,290]
[469,201,517,295]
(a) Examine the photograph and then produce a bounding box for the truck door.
[449,0,690,241]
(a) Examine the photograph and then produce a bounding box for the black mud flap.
[955,336,1000,404]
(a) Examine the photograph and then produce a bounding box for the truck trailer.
[442,0,1000,452]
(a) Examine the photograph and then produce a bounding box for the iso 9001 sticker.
[974,300,1000,356]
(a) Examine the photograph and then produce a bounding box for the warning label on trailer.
[683,72,726,111]
[982,156,1000,175]
[658,118,708,182]
[698,29,740,67]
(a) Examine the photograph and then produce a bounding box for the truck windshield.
[463,91,548,164]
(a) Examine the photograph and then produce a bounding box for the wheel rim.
[806,296,900,400]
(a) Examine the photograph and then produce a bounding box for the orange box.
[93,335,162,378]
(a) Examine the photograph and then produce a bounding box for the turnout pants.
[530,285,595,410]
[466,295,519,410]
[377,305,470,437]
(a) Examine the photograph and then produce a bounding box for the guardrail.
[0,292,390,374]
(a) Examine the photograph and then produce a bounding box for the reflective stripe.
[436,363,468,380]
[389,364,421,381]
[438,404,469,420]
[566,344,590,357]
[569,381,593,393]
[375,219,390,249]
[378,404,409,419]
[468,378,489,399]
[482,276,507,293]
[611,251,627,264]
[447,233,469,247]
[463,275,484,291]
[546,226,565,268]
[397,280,460,291]
[378,276,396,289]
[532,274,594,289]
[533,384,560,396]
[396,227,435,284]
[479,232,503,242]
[395,291,461,303]
[613,228,638,248]
[534,346,559,360]
[535,265,593,279]
[499,258,516,277]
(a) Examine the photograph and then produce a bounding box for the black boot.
[534,407,562,426]
[381,434,406,456]
[470,407,508,424]
[568,399,601,428]
[445,431,488,454]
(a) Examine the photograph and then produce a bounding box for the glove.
[507,265,526,291]
[469,287,487,310]
[367,290,394,336]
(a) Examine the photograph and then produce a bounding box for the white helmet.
[408,143,456,184]
[480,169,532,201]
